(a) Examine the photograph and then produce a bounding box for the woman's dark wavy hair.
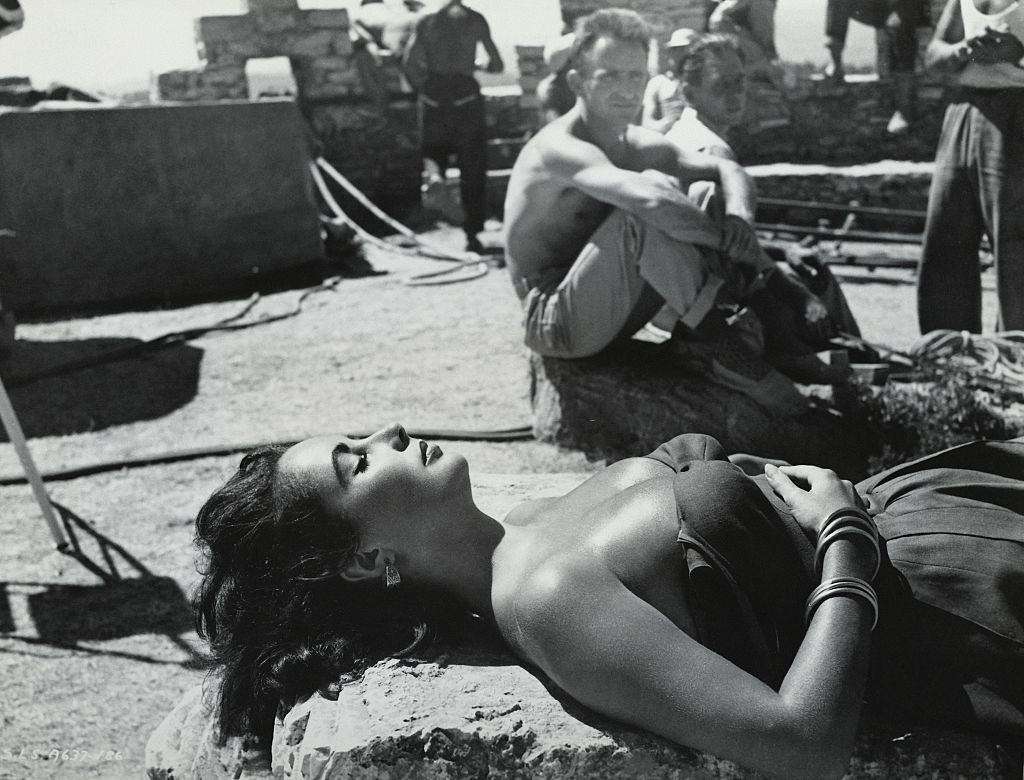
[193,445,466,746]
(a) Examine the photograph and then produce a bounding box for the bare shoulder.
[501,553,615,660]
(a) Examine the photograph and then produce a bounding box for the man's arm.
[477,16,504,73]
[926,0,1024,70]
[666,141,757,224]
[540,131,721,248]
[401,17,429,91]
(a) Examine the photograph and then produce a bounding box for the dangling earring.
[384,558,401,589]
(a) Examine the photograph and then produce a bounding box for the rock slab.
[149,650,1016,780]
[529,342,872,475]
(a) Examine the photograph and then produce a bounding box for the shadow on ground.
[1,337,203,440]
[0,503,203,667]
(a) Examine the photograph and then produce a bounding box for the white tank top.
[959,0,1024,87]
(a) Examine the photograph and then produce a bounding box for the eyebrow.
[331,442,351,486]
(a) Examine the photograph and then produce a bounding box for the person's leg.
[884,0,922,133]
[455,93,488,250]
[824,0,854,79]
[520,209,714,358]
[973,91,1024,331]
[918,100,986,334]
[746,0,778,61]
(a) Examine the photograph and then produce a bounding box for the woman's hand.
[727,452,790,476]
[763,464,862,537]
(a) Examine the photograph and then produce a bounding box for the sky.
[0,0,876,95]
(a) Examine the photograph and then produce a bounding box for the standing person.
[403,0,504,253]
[707,0,780,81]
[641,28,697,133]
[503,9,815,416]
[917,0,1024,334]
[823,0,928,134]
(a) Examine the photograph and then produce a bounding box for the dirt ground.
[0,221,1000,779]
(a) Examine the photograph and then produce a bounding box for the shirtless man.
[504,8,806,414]
[404,0,503,253]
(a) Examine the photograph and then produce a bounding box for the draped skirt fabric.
[857,438,1024,735]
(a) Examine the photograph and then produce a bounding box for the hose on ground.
[0,425,536,486]
[4,277,343,389]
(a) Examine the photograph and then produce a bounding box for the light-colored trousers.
[513,209,758,359]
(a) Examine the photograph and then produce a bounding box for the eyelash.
[355,453,368,474]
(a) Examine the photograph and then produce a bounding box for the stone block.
[515,45,545,59]
[196,14,256,43]
[305,8,350,29]
[282,29,337,58]
[329,33,354,57]
[148,642,1017,779]
[243,0,299,11]
[0,102,323,311]
[252,9,299,35]
[155,69,204,102]
[529,342,873,476]
[145,684,272,780]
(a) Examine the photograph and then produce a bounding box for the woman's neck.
[409,505,506,622]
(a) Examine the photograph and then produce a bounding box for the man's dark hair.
[678,33,744,87]
[569,8,651,72]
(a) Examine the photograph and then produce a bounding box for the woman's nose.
[376,422,408,450]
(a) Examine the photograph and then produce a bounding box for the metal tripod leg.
[0,375,68,550]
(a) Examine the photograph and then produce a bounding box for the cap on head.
[667,27,698,50]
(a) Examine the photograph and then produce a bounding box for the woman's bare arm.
[514,467,878,780]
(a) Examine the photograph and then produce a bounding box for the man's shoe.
[706,358,810,417]
[674,328,808,417]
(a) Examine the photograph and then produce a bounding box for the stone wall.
[156,0,420,211]
[153,0,954,218]
[730,76,950,165]
[511,55,952,169]
[0,102,323,312]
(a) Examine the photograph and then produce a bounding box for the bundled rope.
[908,330,1024,396]
[310,158,492,286]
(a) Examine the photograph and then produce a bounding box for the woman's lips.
[425,443,442,466]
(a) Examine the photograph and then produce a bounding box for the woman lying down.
[193,424,1024,779]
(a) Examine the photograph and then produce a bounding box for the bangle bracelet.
[815,525,881,581]
[815,507,880,579]
[819,507,874,534]
[805,576,879,630]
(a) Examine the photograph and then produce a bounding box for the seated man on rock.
[666,32,866,380]
[504,8,816,414]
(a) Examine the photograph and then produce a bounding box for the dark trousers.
[918,89,1024,333]
[420,73,487,235]
[825,0,925,72]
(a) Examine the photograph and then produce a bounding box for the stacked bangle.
[814,507,881,581]
[805,576,879,630]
